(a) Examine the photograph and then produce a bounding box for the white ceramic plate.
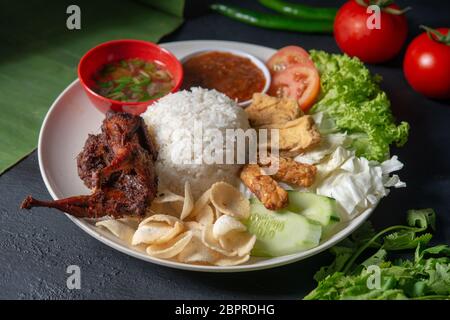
[38,40,376,272]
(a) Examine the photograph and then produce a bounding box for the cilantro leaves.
[305,209,450,300]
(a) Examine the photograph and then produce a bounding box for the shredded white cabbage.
[304,146,405,219]
[295,112,351,165]
[293,112,406,219]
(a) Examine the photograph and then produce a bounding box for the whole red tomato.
[403,27,450,99]
[334,0,408,63]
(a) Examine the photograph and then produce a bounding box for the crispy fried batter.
[240,164,288,210]
[260,156,317,187]
[266,115,321,157]
[245,93,301,128]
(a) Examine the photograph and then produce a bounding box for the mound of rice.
[141,88,250,198]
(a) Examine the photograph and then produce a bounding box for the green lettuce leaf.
[309,50,409,162]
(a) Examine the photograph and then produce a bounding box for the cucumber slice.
[287,191,340,227]
[287,192,341,240]
[246,201,322,257]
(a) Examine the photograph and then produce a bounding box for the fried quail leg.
[21,183,148,219]
[21,192,113,219]
[260,156,317,187]
[240,164,288,210]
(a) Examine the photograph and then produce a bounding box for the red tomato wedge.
[267,46,320,111]
[266,46,315,73]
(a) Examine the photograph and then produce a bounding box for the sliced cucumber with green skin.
[246,201,322,257]
[287,191,340,227]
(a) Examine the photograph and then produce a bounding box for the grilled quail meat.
[21,112,158,219]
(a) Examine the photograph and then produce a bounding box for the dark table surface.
[1,0,449,299]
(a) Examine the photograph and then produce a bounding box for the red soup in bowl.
[78,40,183,115]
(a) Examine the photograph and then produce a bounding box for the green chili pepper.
[140,77,151,85]
[107,92,125,100]
[149,92,166,100]
[258,0,337,21]
[130,85,144,93]
[114,76,132,84]
[131,59,145,67]
[210,3,333,34]
[112,82,128,93]
[98,81,113,88]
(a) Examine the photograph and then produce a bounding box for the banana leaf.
[0,0,184,174]
[139,0,185,17]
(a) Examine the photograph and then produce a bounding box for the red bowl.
[78,39,183,115]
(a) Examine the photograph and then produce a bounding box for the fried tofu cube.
[266,115,321,157]
[245,93,301,128]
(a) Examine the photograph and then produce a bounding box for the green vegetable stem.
[355,0,411,15]
[258,0,337,21]
[421,25,450,45]
[210,3,334,34]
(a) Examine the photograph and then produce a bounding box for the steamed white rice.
[142,88,250,198]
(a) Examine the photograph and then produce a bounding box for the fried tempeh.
[240,164,288,211]
[260,156,317,188]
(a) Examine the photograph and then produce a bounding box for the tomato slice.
[266,46,320,112]
[268,64,320,112]
[266,46,315,73]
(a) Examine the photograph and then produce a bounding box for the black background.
[0,0,449,299]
